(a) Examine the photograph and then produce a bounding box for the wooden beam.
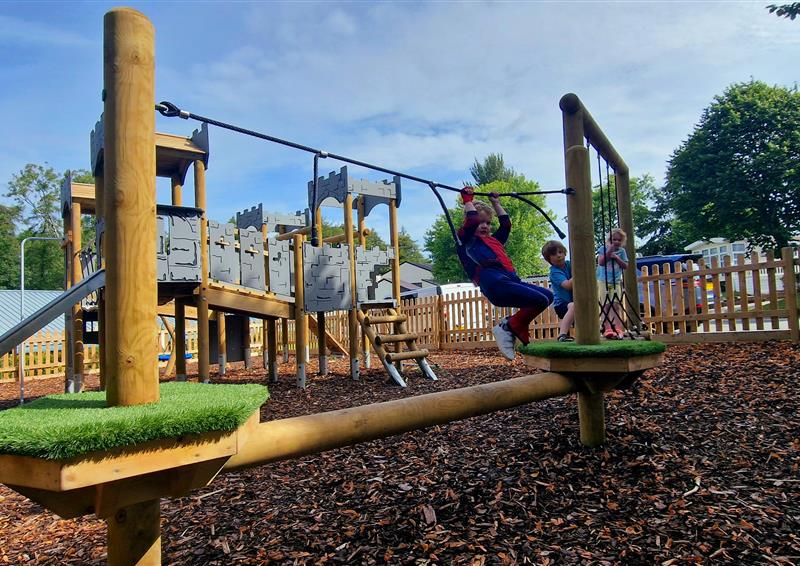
[203,286,293,319]
[224,372,579,471]
[195,160,210,383]
[293,235,307,387]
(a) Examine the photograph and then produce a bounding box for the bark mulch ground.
[0,342,798,565]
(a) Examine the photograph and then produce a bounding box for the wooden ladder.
[357,307,437,387]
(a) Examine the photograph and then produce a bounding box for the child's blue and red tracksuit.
[457,210,553,343]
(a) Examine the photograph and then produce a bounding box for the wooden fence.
[2,249,797,382]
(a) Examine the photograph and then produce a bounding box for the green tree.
[397,227,427,265]
[662,80,800,251]
[0,204,22,289]
[5,165,95,289]
[591,174,661,248]
[767,3,800,20]
[424,176,554,283]
[470,153,515,186]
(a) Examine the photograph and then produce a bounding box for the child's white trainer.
[492,317,517,360]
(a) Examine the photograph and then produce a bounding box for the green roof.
[518,340,666,359]
[0,382,268,460]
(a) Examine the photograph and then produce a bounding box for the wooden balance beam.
[223,371,579,471]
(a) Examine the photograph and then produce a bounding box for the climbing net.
[587,139,644,339]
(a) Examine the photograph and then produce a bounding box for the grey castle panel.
[208,220,240,284]
[156,214,168,282]
[268,237,293,297]
[351,175,401,217]
[303,243,352,312]
[239,227,266,291]
[308,166,349,210]
[167,210,201,282]
[308,166,401,217]
[90,114,103,176]
[236,204,309,233]
[355,246,395,305]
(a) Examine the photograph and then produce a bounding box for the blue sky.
[1,2,798,249]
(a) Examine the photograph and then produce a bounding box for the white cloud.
[0,14,94,47]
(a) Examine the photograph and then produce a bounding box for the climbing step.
[385,349,429,363]
[364,314,407,326]
[375,333,418,346]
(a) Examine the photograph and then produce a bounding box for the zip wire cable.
[155,101,572,243]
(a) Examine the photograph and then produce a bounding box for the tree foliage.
[469,153,515,186]
[662,80,800,251]
[767,3,800,20]
[397,228,428,265]
[3,164,95,290]
[591,174,661,248]
[425,176,554,283]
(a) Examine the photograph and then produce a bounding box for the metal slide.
[0,269,106,356]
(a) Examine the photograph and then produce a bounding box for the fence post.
[437,295,445,350]
[782,247,799,342]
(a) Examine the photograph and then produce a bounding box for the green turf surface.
[518,340,666,359]
[0,382,268,460]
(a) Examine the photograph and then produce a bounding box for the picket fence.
[2,248,797,382]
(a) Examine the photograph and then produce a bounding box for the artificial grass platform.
[0,382,268,460]
[518,340,666,359]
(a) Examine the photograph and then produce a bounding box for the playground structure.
[0,8,667,566]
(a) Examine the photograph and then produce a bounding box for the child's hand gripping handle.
[461,186,475,203]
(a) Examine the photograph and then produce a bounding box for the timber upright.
[102,7,160,563]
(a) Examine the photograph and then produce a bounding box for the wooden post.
[67,201,85,393]
[170,174,182,206]
[262,224,278,382]
[357,196,370,369]
[388,199,402,372]
[103,8,161,565]
[107,499,161,566]
[63,207,74,392]
[293,234,307,387]
[279,226,290,364]
[782,247,799,342]
[615,169,640,326]
[561,94,604,448]
[314,207,328,375]
[217,311,226,375]
[343,193,360,380]
[95,173,107,390]
[242,314,252,369]
[577,392,605,447]
[174,300,186,381]
[194,160,210,383]
[563,143,599,345]
[103,7,158,406]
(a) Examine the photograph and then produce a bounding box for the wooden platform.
[0,413,258,520]
[203,283,293,319]
[522,352,664,374]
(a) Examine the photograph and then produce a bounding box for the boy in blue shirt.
[542,241,575,342]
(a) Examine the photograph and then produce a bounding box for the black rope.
[155,101,574,237]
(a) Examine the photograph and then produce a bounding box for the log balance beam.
[224,371,578,471]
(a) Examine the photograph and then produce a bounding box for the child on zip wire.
[456,187,553,360]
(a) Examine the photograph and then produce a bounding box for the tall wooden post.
[783,247,800,343]
[194,160,210,383]
[171,174,187,381]
[217,312,226,375]
[388,199,402,372]
[103,7,161,564]
[104,7,158,406]
[69,202,84,393]
[561,94,604,448]
[293,234,307,387]
[278,226,290,364]
[357,196,370,369]
[174,300,186,381]
[343,194,359,380]
[95,174,107,390]
[262,224,278,382]
[242,315,252,369]
[314,207,328,376]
